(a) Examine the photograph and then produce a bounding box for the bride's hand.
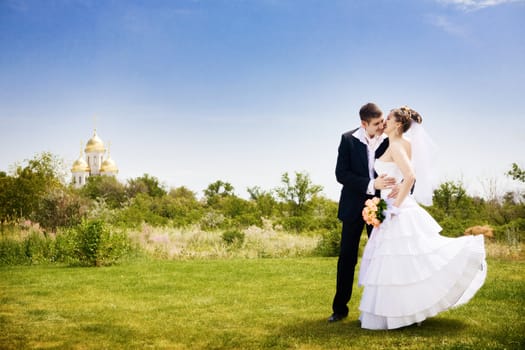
[387,184,400,199]
[374,174,396,190]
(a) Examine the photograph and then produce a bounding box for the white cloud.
[438,0,525,11]
[427,15,469,38]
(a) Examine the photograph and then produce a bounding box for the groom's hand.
[374,174,396,190]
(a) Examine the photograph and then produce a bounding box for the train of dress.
[358,160,487,330]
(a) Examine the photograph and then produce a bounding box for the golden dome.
[71,156,90,173]
[100,157,118,174]
[85,130,105,153]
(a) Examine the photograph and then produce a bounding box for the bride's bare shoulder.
[402,138,412,158]
[390,139,411,157]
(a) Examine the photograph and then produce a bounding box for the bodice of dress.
[374,159,403,199]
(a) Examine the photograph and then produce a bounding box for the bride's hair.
[392,106,423,133]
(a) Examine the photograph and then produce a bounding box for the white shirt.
[352,128,387,195]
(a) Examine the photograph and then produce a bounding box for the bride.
[358,106,487,330]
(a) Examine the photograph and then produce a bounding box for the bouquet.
[362,197,388,228]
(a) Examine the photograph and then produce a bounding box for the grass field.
[1,256,524,349]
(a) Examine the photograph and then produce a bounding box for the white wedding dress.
[358,159,487,330]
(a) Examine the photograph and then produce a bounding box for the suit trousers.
[332,217,373,316]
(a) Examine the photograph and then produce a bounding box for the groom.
[328,102,395,322]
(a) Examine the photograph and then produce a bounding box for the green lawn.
[1,257,524,349]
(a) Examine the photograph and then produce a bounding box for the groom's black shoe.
[328,313,347,323]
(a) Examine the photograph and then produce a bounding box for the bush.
[200,211,226,231]
[24,231,56,264]
[114,194,169,228]
[222,230,245,247]
[77,220,104,266]
[493,218,525,242]
[54,228,78,264]
[64,220,133,267]
[0,231,56,265]
[96,229,134,266]
[34,189,88,231]
[0,238,29,265]
[314,229,341,257]
[279,216,314,233]
[437,216,477,237]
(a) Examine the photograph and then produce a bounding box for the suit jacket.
[336,128,389,221]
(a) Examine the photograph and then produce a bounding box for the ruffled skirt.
[358,197,487,330]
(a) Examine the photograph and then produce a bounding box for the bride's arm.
[390,143,416,208]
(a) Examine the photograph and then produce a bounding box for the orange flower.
[362,197,388,228]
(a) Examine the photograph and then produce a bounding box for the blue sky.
[1,0,524,200]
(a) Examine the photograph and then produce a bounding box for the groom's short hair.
[359,103,382,122]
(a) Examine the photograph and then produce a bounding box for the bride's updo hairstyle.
[392,106,423,133]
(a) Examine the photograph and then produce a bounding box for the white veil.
[404,122,439,206]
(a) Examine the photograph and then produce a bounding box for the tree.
[309,195,340,231]
[275,172,323,216]
[0,152,66,222]
[432,181,470,217]
[0,172,16,223]
[506,163,525,183]
[209,195,256,228]
[25,152,68,187]
[273,172,324,232]
[204,180,235,206]
[34,188,89,231]
[126,174,167,198]
[115,193,168,228]
[81,175,127,209]
[162,186,204,227]
[247,186,277,218]
[202,181,262,228]
[428,181,480,237]
[169,186,198,201]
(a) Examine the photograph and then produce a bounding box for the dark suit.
[332,128,389,316]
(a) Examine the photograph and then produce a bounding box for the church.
[71,129,119,188]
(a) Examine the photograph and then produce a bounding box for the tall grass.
[1,221,321,265]
[129,223,320,259]
[0,257,523,349]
